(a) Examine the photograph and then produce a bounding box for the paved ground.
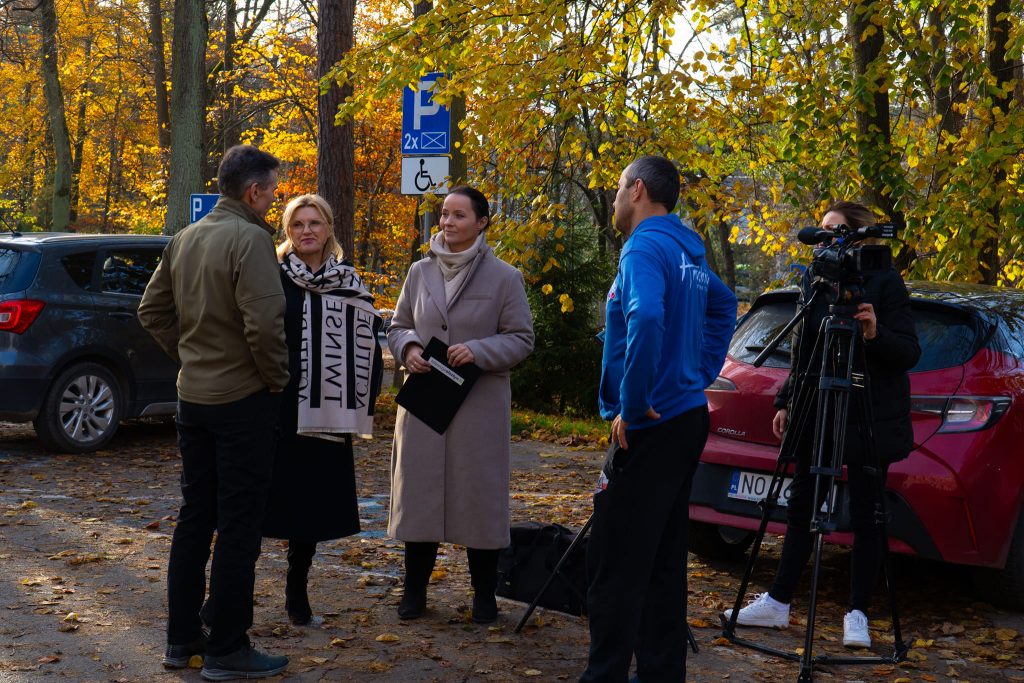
[1,417,1023,683]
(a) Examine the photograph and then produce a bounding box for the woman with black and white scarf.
[262,194,384,625]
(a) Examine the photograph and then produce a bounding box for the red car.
[689,281,1024,606]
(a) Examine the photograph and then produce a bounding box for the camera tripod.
[720,281,908,682]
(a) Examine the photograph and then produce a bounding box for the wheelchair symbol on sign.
[414,159,435,192]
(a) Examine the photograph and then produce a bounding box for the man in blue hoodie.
[581,156,737,682]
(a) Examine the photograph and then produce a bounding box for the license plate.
[728,470,794,506]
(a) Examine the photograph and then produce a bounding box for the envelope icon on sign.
[421,132,447,150]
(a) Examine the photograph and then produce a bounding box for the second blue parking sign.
[402,72,451,155]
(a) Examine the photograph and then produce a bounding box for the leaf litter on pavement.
[0,417,1022,681]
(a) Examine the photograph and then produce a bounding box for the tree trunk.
[148,0,171,152]
[102,84,124,231]
[358,148,395,270]
[165,0,208,235]
[449,92,466,185]
[692,214,719,276]
[221,0,239,151]
[19,84,34,214]
[39,0,73,230]
[715,219,736,290]
[317,0,355,257]
[847,0,908,264]
[979,0,1012,284]
[70,37,90,223]
[927,6,965,141]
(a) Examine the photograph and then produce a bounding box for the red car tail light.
[940,397,1012,433]
[0,299,45,334]
[912,395,1012,433]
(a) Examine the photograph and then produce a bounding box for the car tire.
[33,362,123,454]
[688,521,756,561]
[973,508,1024,609]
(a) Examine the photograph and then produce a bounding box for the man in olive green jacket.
[139,145,290,681]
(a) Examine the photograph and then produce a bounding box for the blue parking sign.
[402,72,451,155]
[190,194,220,223]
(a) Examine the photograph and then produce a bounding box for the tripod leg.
[722,351,822,638]
[721,456,790,637]
[850,342,908,662]
[514,516,594,633]
[797,312,857,680]
[879,528,908,660]
[686,623,699,653]
[799,533,826,682]
[860,460,908,659]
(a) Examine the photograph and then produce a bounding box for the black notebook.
[395,337,482,434]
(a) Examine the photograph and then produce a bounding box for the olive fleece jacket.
[138,197,290,405]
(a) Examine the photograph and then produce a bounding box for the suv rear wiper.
[0,211,21,237]
[745,344,789,359]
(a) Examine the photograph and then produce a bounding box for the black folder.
[395,337,482,434]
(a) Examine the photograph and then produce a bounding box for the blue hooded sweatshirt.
[599,213,737,427]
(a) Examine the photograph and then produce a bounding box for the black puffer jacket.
[775,246,921,463]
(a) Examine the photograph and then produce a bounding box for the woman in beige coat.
[387,185,534,623]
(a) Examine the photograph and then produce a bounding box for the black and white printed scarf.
[281,252,383,440]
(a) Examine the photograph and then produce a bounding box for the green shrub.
[512,218,613,416]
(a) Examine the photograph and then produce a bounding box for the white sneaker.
[843,609,871,648]
[723,592,790,628]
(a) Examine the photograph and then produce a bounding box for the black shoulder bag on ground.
[496,521,588,616]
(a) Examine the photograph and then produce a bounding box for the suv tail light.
[911,395,1012,433]
[0,299,45,334]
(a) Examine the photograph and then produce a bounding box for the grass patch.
[511,408,607,448]
[375,386,607,448]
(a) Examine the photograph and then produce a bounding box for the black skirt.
[262,274,361,542]
[262,431,361,542]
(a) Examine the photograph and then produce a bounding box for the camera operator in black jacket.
[725,201,921,649]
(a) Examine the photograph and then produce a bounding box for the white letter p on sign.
[414,80,440,129]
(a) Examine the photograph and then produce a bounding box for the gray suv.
[0,232,178,452]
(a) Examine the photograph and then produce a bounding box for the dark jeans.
[580,406,709,683]
[167,390,281,656]
[769,455,890,615]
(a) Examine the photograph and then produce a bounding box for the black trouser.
[769,454,890,615]
[167,390,281,656]
[403,542,499,596]
[580,406,709,683]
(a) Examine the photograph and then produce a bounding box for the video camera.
[796,223,897,308]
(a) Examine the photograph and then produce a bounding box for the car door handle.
[108,311,135,320]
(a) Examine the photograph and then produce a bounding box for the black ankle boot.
[286,540,316,625]
[471,592,498,624]
[397,541,438,620]
[397,585,427,619]
[285,579,312,625]
[467,547,499,624]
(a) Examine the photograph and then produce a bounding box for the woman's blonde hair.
[276,194,344,262]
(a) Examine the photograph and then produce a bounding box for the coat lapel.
[422,255,449,324]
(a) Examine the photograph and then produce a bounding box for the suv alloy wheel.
[33,362,123,453]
